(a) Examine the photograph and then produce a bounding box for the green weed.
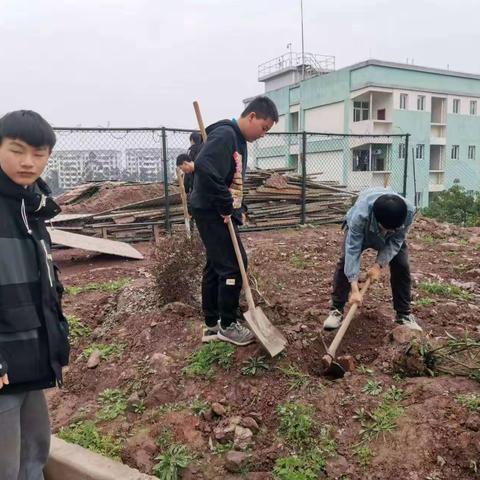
[65,278,131,295]
[82,342,126,361]
[183,342,235,378]
[153,444,193,480]
[96,389,127,421]
[241,356,270,376]
[58,421,122,459]
[417,281,472,301]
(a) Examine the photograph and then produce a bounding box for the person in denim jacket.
[323,187,422,332]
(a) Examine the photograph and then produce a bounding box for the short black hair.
[0,110,56,151]
[241,96,279,123]
[189,132,203,145]
[176,153,191,166]
[373,194,408,229]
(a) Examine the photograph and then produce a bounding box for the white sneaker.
[396,313,423,332]
[323,309,344,331]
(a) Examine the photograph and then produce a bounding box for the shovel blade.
[243,306,287,358]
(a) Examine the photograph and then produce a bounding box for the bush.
[152,233,205,306]
[423,185,480,227]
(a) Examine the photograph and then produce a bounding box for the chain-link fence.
[49,127,411,233]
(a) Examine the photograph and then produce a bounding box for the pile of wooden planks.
[52,170,356,242]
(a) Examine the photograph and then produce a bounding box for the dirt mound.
[57,181,167,214]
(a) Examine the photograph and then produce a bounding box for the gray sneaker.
[202,324,220,343]
[323,309,344,330]
[395,313,423,332]
[218,322,255,346]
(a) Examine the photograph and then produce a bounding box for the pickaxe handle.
[327,278,371,358]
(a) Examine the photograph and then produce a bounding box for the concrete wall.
[304,102,344,132]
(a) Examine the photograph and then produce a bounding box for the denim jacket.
[343,188,416,282]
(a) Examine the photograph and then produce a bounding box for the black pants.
[195,216,247,329]
[331,239,411,315]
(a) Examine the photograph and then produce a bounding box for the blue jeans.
[0,390,50,480]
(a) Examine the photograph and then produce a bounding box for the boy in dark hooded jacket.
[190,96,278,346]
[0,110,70,480]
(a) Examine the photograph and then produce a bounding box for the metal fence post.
[402,134,410,198]
[300,131,307,224]
[161,127,171,233]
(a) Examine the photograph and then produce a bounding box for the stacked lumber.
[52,170,355,242]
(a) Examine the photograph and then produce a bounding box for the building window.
[400,94,408,110]
[417,95,426,111]
[453,99,461,114]
[353,101,369,122]
[352,149,370,171]
[451,145,459,159]
[468,145,476,160]
[415,144,424,159]
[398,143,406,158]
[470,100,477,115]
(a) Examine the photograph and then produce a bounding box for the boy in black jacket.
[0,110,70,480]
[190,96,278,345]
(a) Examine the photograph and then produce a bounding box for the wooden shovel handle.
[193,101,208,143]
[327,278,371,358]
[193,100,256,312]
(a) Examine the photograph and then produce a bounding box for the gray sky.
[1,0,479,129]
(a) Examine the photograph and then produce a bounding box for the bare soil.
[47,217,480,479]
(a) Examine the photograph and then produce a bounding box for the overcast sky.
[1,0,479,129]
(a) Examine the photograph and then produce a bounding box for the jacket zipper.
[40,239,54,288]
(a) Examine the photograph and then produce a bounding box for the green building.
[250,54,480,205]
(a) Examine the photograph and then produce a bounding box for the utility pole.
[300,0,305,81]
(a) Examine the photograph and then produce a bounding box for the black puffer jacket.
[0,169,70,394]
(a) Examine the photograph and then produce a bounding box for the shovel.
[176,167,191,239]
[193,100,287,357]
[321,278,371,378]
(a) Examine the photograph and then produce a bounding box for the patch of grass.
[211,441,233,455]
[277,402,314,448]
[272,449,328,480]
[65,278,131,295]
[58,421,122,459]
[422,235,436,246]
[190,398,210,417]
[278,364,311,391]
[289,253,308,269]
[96,389,127,421]
[384,386,406,402]
[241,356,269,376]
[354,399,404,442]
[362,380,383,396]
[133,400,146,414]
[353,446,373,468]
[153,444,193,480]
[82,342,126,361]
[156,427,174,451]
[456,393,480,412]
[157,402,188,416]
[417,281,472,301]
[357,364,374,375]
[66,315,91,344]
[183,342,235,378]
[414,297,435,307]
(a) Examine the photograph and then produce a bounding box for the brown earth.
[47,216,480,479]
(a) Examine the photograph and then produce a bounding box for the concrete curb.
[45,436,157,480]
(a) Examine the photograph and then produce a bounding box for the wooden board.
[48,228,144,260]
